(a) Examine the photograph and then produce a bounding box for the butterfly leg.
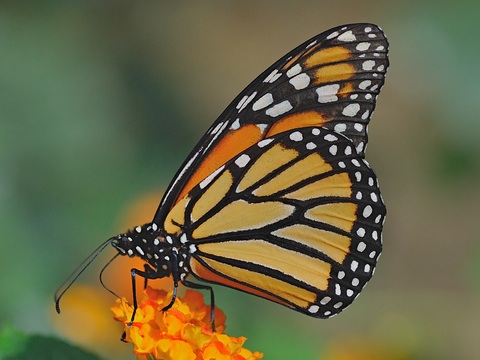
[160,251,180,312]
[120,264,158,342]
[129,265,158,324]
[182,279,216,332]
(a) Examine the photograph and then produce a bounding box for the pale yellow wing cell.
[304,202,357,233]
[236,144,299,192]
[272,224,351,263]
[253,152,332,197]
[192,200,295,239]
[197,239,331,291]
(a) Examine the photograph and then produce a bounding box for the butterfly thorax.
[110,223,191,280]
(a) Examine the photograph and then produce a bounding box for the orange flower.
[112,287,263,360]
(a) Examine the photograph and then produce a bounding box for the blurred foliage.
[1,1,479,359]
[0,324,100,360]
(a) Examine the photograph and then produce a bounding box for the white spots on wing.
[357,228,366,238]
[308,305,319,314]
[342,103,360,117]
[351,260,359,272]
[311,128,321,136]
[230,118,240,130]
[352,159,361,167]
[359,80,371,90]
[363,205,373,218]
[289,131,303,142]
[256,123,268,132]
[355,172,362,182]
[371,192,378,202]
[357,142,365,154]
[362,60,375,71]
[344,146,352,156]
[326,31,339,40]
[335,283,341,295]
[357,241,366,252]
[329,144,338,156]
[258,138,274,148]
[263,69,282,83]
[266,100,293,117]
[236,91,257,112]
[368,33,377,39]
[286,64,302,78]
[320,296,331,306]
[350,94,358,100]
[235,154,251,168]
[354,123,364,132]
[334,123,347,133]
[376,45,385,51]
[316,84,340,103]
[324,134,337,142]
[338,30,356,42]
[252,93,274,111]
[364,26,372,33]
[361,110,370,120]
[289,73,310,90]
[306,40,317,49]
[199,165,225,189]
[211,121,225,135]
[377,65,385,72]
[306,142,317,150]
[356,42,370,51]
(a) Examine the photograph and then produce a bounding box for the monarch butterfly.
[55,23,388,328]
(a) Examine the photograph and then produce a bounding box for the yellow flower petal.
[111,287,262,359]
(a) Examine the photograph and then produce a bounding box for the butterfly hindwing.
[155,23,389,220]
[163,126,385,318]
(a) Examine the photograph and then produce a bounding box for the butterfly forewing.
[163,126,385,318]
[155,23,388,219]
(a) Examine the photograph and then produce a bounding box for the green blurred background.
[1,1,480,359]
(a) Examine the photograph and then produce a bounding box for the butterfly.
[55,23,388,328]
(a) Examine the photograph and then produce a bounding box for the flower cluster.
[112,287,262,360]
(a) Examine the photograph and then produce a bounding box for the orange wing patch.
[266,111,329,137]
[313,63,356,85]
[176,124,264,203]
[304,46,352,68]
